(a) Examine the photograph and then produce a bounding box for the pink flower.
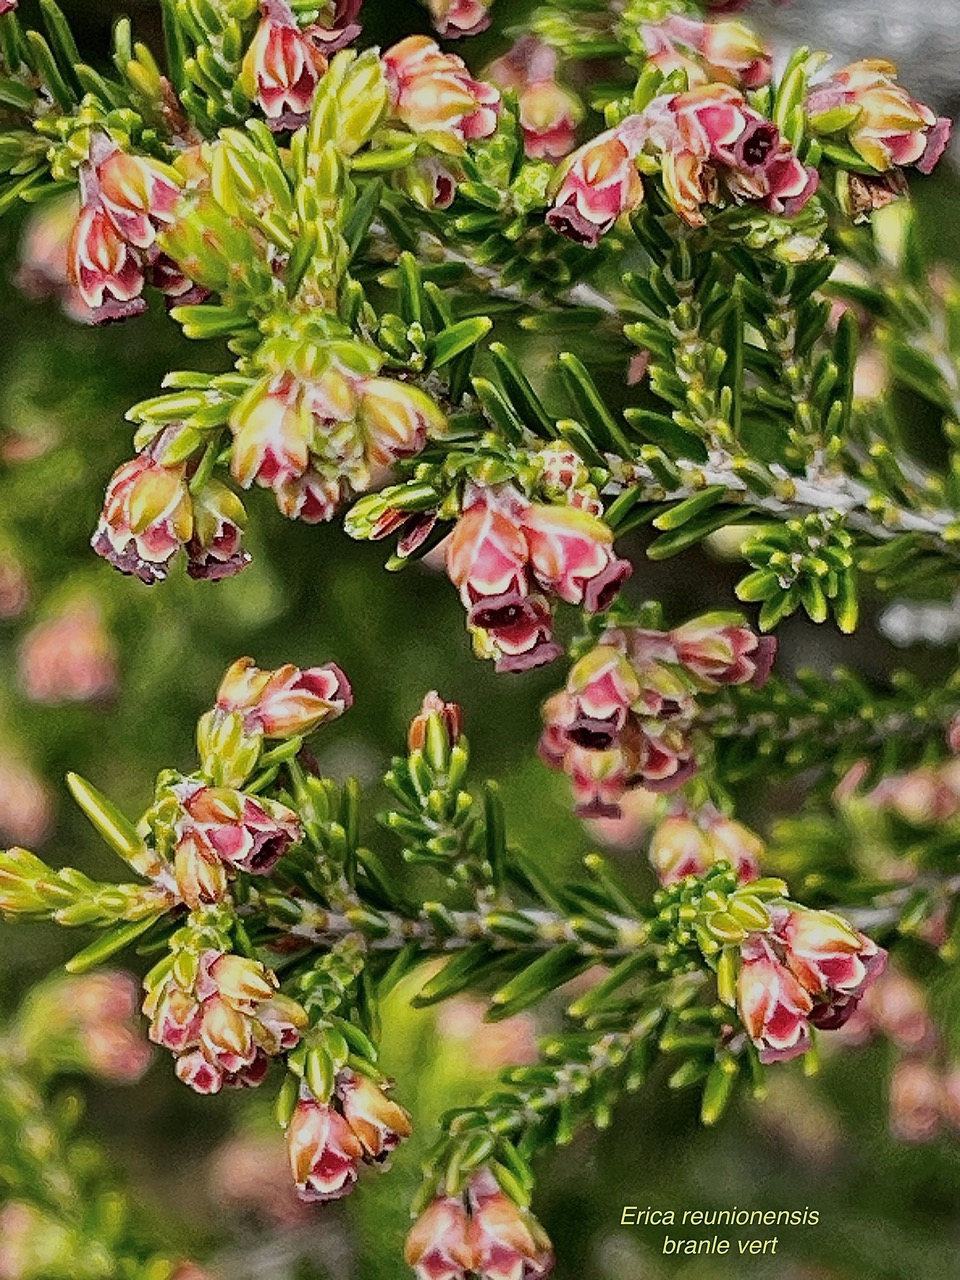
[17,600,117,705]
[215,656,353,738]
[737,939,813,1063]
[230,372,315,496]
[187,480,251,580]
[644,15,772,90]
[241,0,329,129]
[447,487,532,610]
[174,780,302,880]
[428,0,492,38]
[92,449,192,583]
[68,196,146,322]
[287,1097,364,1202]
[807,59,951,176]
[670,617,776,688]
[0,754,52,847]
[383,36,500,147]
[0,1,18,13]
[468,1170,554,1280]
[547,128,644,247]
[335,1070,412,1160]
[487,39,582,159]
[559,645,641,750]
[523,503,632,611]
[406,1195,474,1280]
[358,378,447,466]
[93,139,181,251]
[649,810,763,885]
[779,908,886,1028]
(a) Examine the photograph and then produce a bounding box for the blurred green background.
[2,2,960,1278]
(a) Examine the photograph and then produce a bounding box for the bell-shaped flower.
[522,503,632,611]
[68,196,146,321]
[405,1195,474,1280]
[547,128,644,248]
[670,616,776,688]
[447,488,532,610]
[94,141,182,250]
[383,36,500,149]
[241,0,328,129]
[562,644,641,749]
[467,1170,554,1280]
[737,938,813,1064]
[287,1097,364,1202]
[428,0,492,38]
[92,452,193,584]
[215,656,353,738]
[174,780,302,878]
[779,908,887,1009]
[806,59,951,175]
[186,480,251,580]
[357,378,447,467]
[336,1069,412,1161]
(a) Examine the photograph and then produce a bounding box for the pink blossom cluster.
[144,948,306,1094]
[286,1073,411,1202]
[540,618,775,817]
[738,907,886,1063]
[649,805,764,886]
[548,84,818,246]
[406,1169,553,1280]
[93,435,249,583]
[446,482,631,673]
[168,779,302,909]
[230,367,446,525]
[68,135,195,324]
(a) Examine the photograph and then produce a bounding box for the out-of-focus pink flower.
[240,0,329,129]
[210,1133,312,1226]
[18,599,117,705]
[546,128,644,247]
[287,1097,364,1201]
[15,193,91,321]
[0,551,28,619]
[738,937,813,1063]
[215,656,353,738]
[383,36,500,148]
[807,59,951,176]
[428,0,491,38]
[890,1059,942,1142]
[0,755,52,847]
[0,1,18,14]
[45,972,153,1083]
[438,997,539,1070]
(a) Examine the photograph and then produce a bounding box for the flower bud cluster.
[92,430,250,584]
[487,38,583,160]
[406,1168,553,1280]
[286,1072,411,1201]
[229,351,447,525]
[447,482,631,673]
[540,617,775,816]
[67,135,189,323]
[144,943,307,1093]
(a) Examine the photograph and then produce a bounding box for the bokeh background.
[2,2,960,1277]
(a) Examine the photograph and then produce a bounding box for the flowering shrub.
[0,0,959,1275]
